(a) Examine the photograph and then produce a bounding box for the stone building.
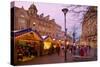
[80,6,97,48]
[12,3,61,39]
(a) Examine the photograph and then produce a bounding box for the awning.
[13,28,42,41]
[43,36,53,42]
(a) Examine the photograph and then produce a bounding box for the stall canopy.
[12,28,42,41]
[43,36,53,42]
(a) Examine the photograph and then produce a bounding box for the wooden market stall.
[12,28,43,62]
[42,36,54,55]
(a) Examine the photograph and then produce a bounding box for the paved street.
[16,48,97,65]
[17,53,64,65]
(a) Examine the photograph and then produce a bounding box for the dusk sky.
[14,1,89,39]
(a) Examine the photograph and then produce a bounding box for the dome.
[28,3,38,16]
[29,3,38,12]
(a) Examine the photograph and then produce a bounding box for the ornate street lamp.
[62,8,68,62]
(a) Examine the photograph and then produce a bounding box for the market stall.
[13,28,43,62]
[42,36,54,55]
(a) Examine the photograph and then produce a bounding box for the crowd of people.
[16,41,93,62]
[65,44,92,56]
[48,43,93,57]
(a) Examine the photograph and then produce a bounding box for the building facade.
[13,3,62,39]
[80,6,97,48]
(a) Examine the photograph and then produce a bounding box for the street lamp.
[62,8,68,62]
[53,38,55,41]
[33,22,36,26]
[32,22,36,30]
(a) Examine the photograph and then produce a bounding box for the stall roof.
[42,35,47,39]
[43,35,53,42]
[12,28,43,41]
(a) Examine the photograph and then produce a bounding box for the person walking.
[80,46,84,56]
[56,44,60,56]
[61,44,64,56]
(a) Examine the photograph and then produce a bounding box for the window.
[18,18,27,29]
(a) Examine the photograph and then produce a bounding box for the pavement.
[16,49,97,66]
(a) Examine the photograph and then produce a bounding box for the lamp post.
[32,22,36,30]
[62,8,68,62]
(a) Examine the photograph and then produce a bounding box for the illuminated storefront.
[13,28,43,62]
[43,36,53,50]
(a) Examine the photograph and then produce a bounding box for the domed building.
[11,3,62,39]
[28,3,38,16]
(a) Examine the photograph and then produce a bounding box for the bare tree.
[62,5,89,21]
